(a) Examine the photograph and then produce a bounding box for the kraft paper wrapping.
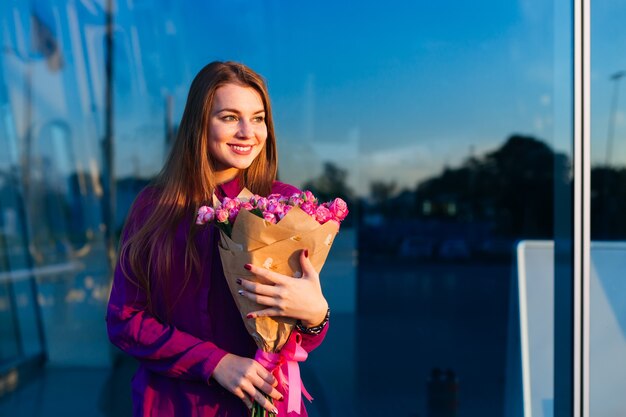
[215,189,339,353]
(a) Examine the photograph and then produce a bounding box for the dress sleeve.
[296,322,329,353]
[106,188,228,383]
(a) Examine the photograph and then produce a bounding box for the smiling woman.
[106,61,330,417]
[208,84,268,182]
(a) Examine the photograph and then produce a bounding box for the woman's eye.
[222,115,237,121]
[253,116,265,123]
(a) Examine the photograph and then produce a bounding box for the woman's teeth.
[231,145,251,152]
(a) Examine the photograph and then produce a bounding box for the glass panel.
[117,1,572,416]
[0,1,577,415]
[0,4,40,363]
[0,280,21,362]
[590,1,626,415]
[0,0,112,367]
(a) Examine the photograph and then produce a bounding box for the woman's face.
[207,83,268,182]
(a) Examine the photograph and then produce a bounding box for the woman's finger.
[299,248,317,279]
[252,375,283,401]
[246,307,282,319]
[238,278,281,297]
[257,367,279,387]
[232,387,253,410]
[238,290,279,308]
[245,263,286,285]
[245,386,279,415]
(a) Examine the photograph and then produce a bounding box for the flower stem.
[250,394,276,417]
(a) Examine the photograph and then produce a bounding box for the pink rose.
[289,194,304,206]
[196,206,215,224]
[300,201,317,216]
[329,198,349,221]
[277,205,291,220]
[202,207,215,223]
[249,195,259,206]
[267,201,285,215]
[255,197,268,211]
[315,205,333,224]
[302,190,317,203]
[223,197,239,211]
[241,202,254,211]
[228,208,239,222]
[216,208,229,223]
[263,211,277,224]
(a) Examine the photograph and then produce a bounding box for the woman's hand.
[211,353,283,413]
[238,249,329,327]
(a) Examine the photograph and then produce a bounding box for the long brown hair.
[119,61,278,317]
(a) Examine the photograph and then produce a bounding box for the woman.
[106,61,330,417]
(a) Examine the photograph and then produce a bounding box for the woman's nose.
[237,120,255,138]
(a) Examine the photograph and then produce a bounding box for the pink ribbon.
[254,332,313,414]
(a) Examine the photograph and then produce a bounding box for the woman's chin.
[230,153,263,170]
[230,159,255,170]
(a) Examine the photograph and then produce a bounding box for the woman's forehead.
[213,83,264,112]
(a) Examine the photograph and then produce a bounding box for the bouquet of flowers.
[196,189,348,416]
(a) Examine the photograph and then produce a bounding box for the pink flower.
[228,208,239,222]
[202,207,215,223]
[315,205,333,223]
[223,197,239,211]
[241,202,254,211]
[288,194,304,206]
[263,211,277,224]
[300,201,317,216]
[302,190,317,203]
[267,201,285,215]
[329,198,349,221]
[196,206,215,224]
[216,208,229,223]
[255,197,268,211]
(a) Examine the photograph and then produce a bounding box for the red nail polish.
[244,264,252,270]
[304,249,309,258]
[246,313,254,319]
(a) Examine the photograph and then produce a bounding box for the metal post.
[102,0,116,272]
[555,1,589,417]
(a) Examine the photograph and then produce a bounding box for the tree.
[301,162,355,226]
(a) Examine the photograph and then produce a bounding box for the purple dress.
[106,178,328,417]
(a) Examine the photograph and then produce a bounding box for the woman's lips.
[228,144,253,155]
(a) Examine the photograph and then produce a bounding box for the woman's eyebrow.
[216,108,265,114]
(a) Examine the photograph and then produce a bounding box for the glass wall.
[0,0,591,416]
[590,1,626,416]
[154,1,574,416]
[0,0,111,369]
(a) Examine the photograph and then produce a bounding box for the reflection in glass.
[0,1,585,416]
[590,1,626,415]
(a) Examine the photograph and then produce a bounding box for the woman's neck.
[214,168,239,185]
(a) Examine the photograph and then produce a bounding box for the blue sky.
[2,0,626,195]
[170,0,564,193]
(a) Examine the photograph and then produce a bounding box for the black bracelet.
[295,308,330,335]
